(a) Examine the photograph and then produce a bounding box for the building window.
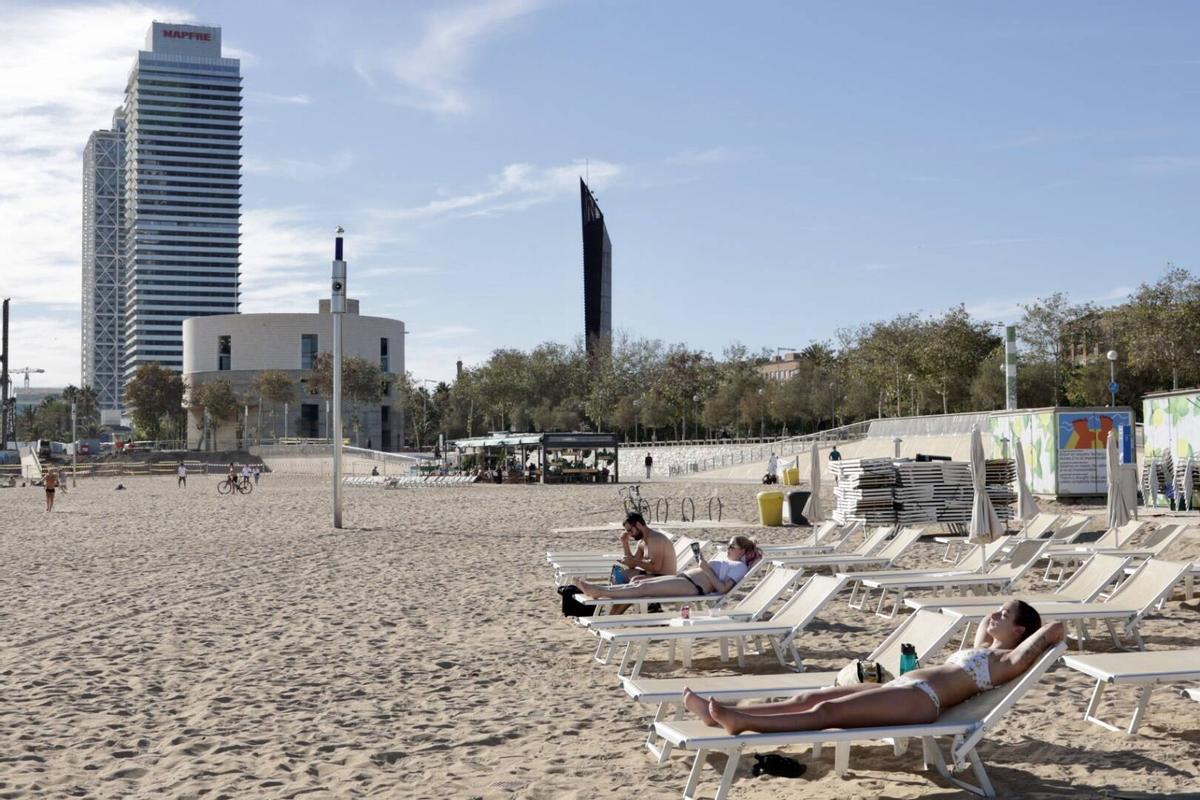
[380,337,389,372]
[217,335,231,371]
[301,334,318,369]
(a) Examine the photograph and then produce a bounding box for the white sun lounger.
[579,566,802,636]
[1040,520,1150,582]
[759,521,864,556]
[553,537,703,584]
[937,512,1059,563]
[903,553,1133,613]
[622,608,964,763]
[842,538,1010,611]
[654,643,1068,799]
[768,526,893,567]
[770,527,923,573]
[940,559,1192,651]
[853,539,1050,618]
[1062,648,1200,735]
[596,574,849,677]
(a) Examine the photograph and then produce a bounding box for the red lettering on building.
[162,30,212,41]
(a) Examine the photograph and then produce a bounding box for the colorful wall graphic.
[1056,410,1133,495]
[1143,390,1200,463]
[990,410,1057,495]
[992,407,1133,496]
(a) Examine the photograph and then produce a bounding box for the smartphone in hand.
[690,542,701,558]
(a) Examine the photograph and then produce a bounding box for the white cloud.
[239,208,336,313]
[245,91,312,105]
[244,149,356,179]
[374,158,622,222]
[0,3,191,387]
[5,307,83,389]
[352,0,550,114]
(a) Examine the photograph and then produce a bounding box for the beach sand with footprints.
[2,473,1198,798]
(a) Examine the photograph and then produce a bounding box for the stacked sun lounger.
[985,459,1017,523]
[892,460,972,524]
[832,458,897,525]
[1142,455,1173,502]
[342,474,477,488]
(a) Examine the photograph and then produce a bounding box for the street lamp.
[1106,350,1118,406]
[757,387,765,439]
[692,393,701,442]
[632,398,641,442]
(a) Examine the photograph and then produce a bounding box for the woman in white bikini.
[572,536,761,600]
[684,599,1065,734]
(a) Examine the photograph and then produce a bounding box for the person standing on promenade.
[253,465,261,485]
[177,462,187,488]
[829,445,841,462]
[644,452,653,479]
[43,468,63,511]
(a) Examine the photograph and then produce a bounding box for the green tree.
[1019,293,1093,404]
[193,379,239,450]
[124,363,185,441]
[249,369,294,440]
[1117,265,1200,391]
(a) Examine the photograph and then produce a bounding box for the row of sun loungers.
[549,515,1198,798]
[342,474,477,488]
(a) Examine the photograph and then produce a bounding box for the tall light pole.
[692,393,701,441]
[757,387,765,439]
[70,401,77,488]
[331,227,347,529]
[1106,350,1118,407]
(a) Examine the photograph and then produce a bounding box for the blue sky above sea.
[3,0,1199,386]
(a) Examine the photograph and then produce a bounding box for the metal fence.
[666,420,873,477]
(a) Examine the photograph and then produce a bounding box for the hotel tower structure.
[81,109,126,414]
[81,22,241,398]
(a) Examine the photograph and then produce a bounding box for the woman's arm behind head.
[996,621,1065,683]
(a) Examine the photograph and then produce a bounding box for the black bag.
[752,753,807,778]
[557,585,595,617]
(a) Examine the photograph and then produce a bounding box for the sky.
[2,1,1199,389]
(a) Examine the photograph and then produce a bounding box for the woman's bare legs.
[683,684,874,727]
[707,684,938,734]
[573,576,698,599]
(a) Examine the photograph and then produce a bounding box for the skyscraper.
[82,108,126,412]
[580,178,611,356]
[121,22,241,379]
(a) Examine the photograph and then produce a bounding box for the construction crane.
[12,367,45,389]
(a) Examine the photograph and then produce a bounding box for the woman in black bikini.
[572,536,760,599]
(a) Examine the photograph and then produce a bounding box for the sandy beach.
[2,473,1199,799]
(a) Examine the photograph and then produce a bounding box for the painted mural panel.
[1143,392,1200,462]
[1056,410,1134,495]
[991,411,1056,495]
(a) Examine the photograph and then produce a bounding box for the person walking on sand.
[177,462,187,488]
[253,465,261,485]
[43,469,64,511]
[644,452,653,480]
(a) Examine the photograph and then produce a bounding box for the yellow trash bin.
[782,467,800,486]
[757,490,785,527]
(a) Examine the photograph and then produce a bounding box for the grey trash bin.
[784,490,811,526]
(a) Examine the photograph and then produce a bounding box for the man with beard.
[615,512,676,582]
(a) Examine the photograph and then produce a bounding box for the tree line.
[28,264,1194,449]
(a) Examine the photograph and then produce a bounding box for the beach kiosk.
[452,431,620,484]
[990,406,1135,498]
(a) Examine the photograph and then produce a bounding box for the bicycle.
[217,476,253,496]
[618,484,651,517]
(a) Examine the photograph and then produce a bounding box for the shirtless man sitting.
[616,512,676,582]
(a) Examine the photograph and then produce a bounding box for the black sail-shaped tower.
[580,179,612,356]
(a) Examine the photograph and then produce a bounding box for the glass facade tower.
[121,22,241,378]
[580,179,612,356]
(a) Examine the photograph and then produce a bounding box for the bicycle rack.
[707,497,723,521]
[680,497,695,522]
[654,497,669,523]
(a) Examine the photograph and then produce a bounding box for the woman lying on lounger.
[684,599,1065,734]
[572,536,761,599]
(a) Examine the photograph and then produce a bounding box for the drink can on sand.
[680,605,690,619]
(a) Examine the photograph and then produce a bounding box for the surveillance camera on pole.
[331,226,346,528]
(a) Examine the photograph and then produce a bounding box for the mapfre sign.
[163,29,212,41]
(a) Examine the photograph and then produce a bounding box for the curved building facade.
[182,299,406,450]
